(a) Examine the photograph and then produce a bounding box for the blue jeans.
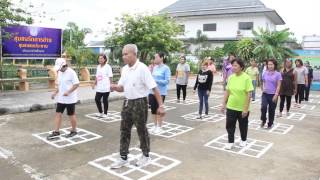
[251,80,257,100]
[198,89,209,115]
[261,93,277,127]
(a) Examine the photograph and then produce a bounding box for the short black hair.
[295,59,303,66]
[180,55,186,61]
[156,52,167,64]
[231,58,245,70]
[267,58,278,70]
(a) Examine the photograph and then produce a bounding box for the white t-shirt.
[95,64,113,92]
[56,68,80,104]
[118,60,157,99]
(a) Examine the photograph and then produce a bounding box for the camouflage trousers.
[120,97,150,157]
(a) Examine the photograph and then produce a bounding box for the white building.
[302,35,320,50]
[160,0,285,50]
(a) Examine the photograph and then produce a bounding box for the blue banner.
[1,25,62,58]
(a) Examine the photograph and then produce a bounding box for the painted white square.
[194,93,223,99]
[249,120,294,134]
[149,105,176,112]
[181,112,225,122]
[86,111,121,123]
[292,104,316,110]
[209,94,224,99]
[146,122,193,138]
[307,99,314,103]
[309,94,320,98]
[166,99,199,105]
[285,112,306,121]
[32,127,102,148]
[210,104,223,110]
[88,148,181,180]
[204,134,273,158]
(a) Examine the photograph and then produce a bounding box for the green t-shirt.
[226,73,254,111]
[245,66,259,81]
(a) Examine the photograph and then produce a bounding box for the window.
[180,25,185,33]
[239,22,253,30]
[203,23,217,31]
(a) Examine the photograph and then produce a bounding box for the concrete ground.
[0,85,320,180]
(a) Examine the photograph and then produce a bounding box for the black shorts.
[56,103,76,115]
[148,94,165,114]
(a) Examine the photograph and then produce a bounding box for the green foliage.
[0,0,33,27]
[237,38,256,62]
[105,13,183,62]
[62,22,96,68]
[65,46,97,68]
[63,22,92,49]
[253,28,297,63]
[223,41,238,55]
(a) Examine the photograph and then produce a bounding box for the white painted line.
[0,146,47,179]
[181,112,225,122]
[210,104,223,110]
[0,146,13,159]
[309,94,320,98]
[149,105,176,112]
[85,111,121,123]
[0,115,14,127]
[146,122,193,138]
[88,148,181,180]
[292,104,316,111]
[166,99,199,105]
[204,134,273,158]
[32,127,102,148]
[249,120,294,135]
[286,112,306,121]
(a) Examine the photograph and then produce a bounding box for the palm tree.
[253,28,296,62]
[189,30,209,58]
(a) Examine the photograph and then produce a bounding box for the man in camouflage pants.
[111,44,165,168]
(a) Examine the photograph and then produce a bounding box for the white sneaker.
[136,155,151,167]
[101,114,108,118]
[110,158,129,169]
[225,143,234,150]
[153,127,162,134]
[286,112,290,116]
[277,112,282,117]
[239,140,247,147]
[95,113,101,117]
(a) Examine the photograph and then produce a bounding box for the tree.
[63,22,92,49]
[105,13,183,62]
[253,28,296,63]
[223,41,238,56]
[0,0,33,27]
[189,30,209,58]
[237,38,256,62]
[62,22,95,68]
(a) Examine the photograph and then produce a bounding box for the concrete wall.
[176,14,275,39]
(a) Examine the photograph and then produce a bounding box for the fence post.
[18,68,29,91]
[80,67,90,81]
[48,67,57,89]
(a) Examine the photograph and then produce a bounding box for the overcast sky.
[16,0,320,42]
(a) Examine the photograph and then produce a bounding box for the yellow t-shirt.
[226,73,254,111]
[245,66,259,81]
